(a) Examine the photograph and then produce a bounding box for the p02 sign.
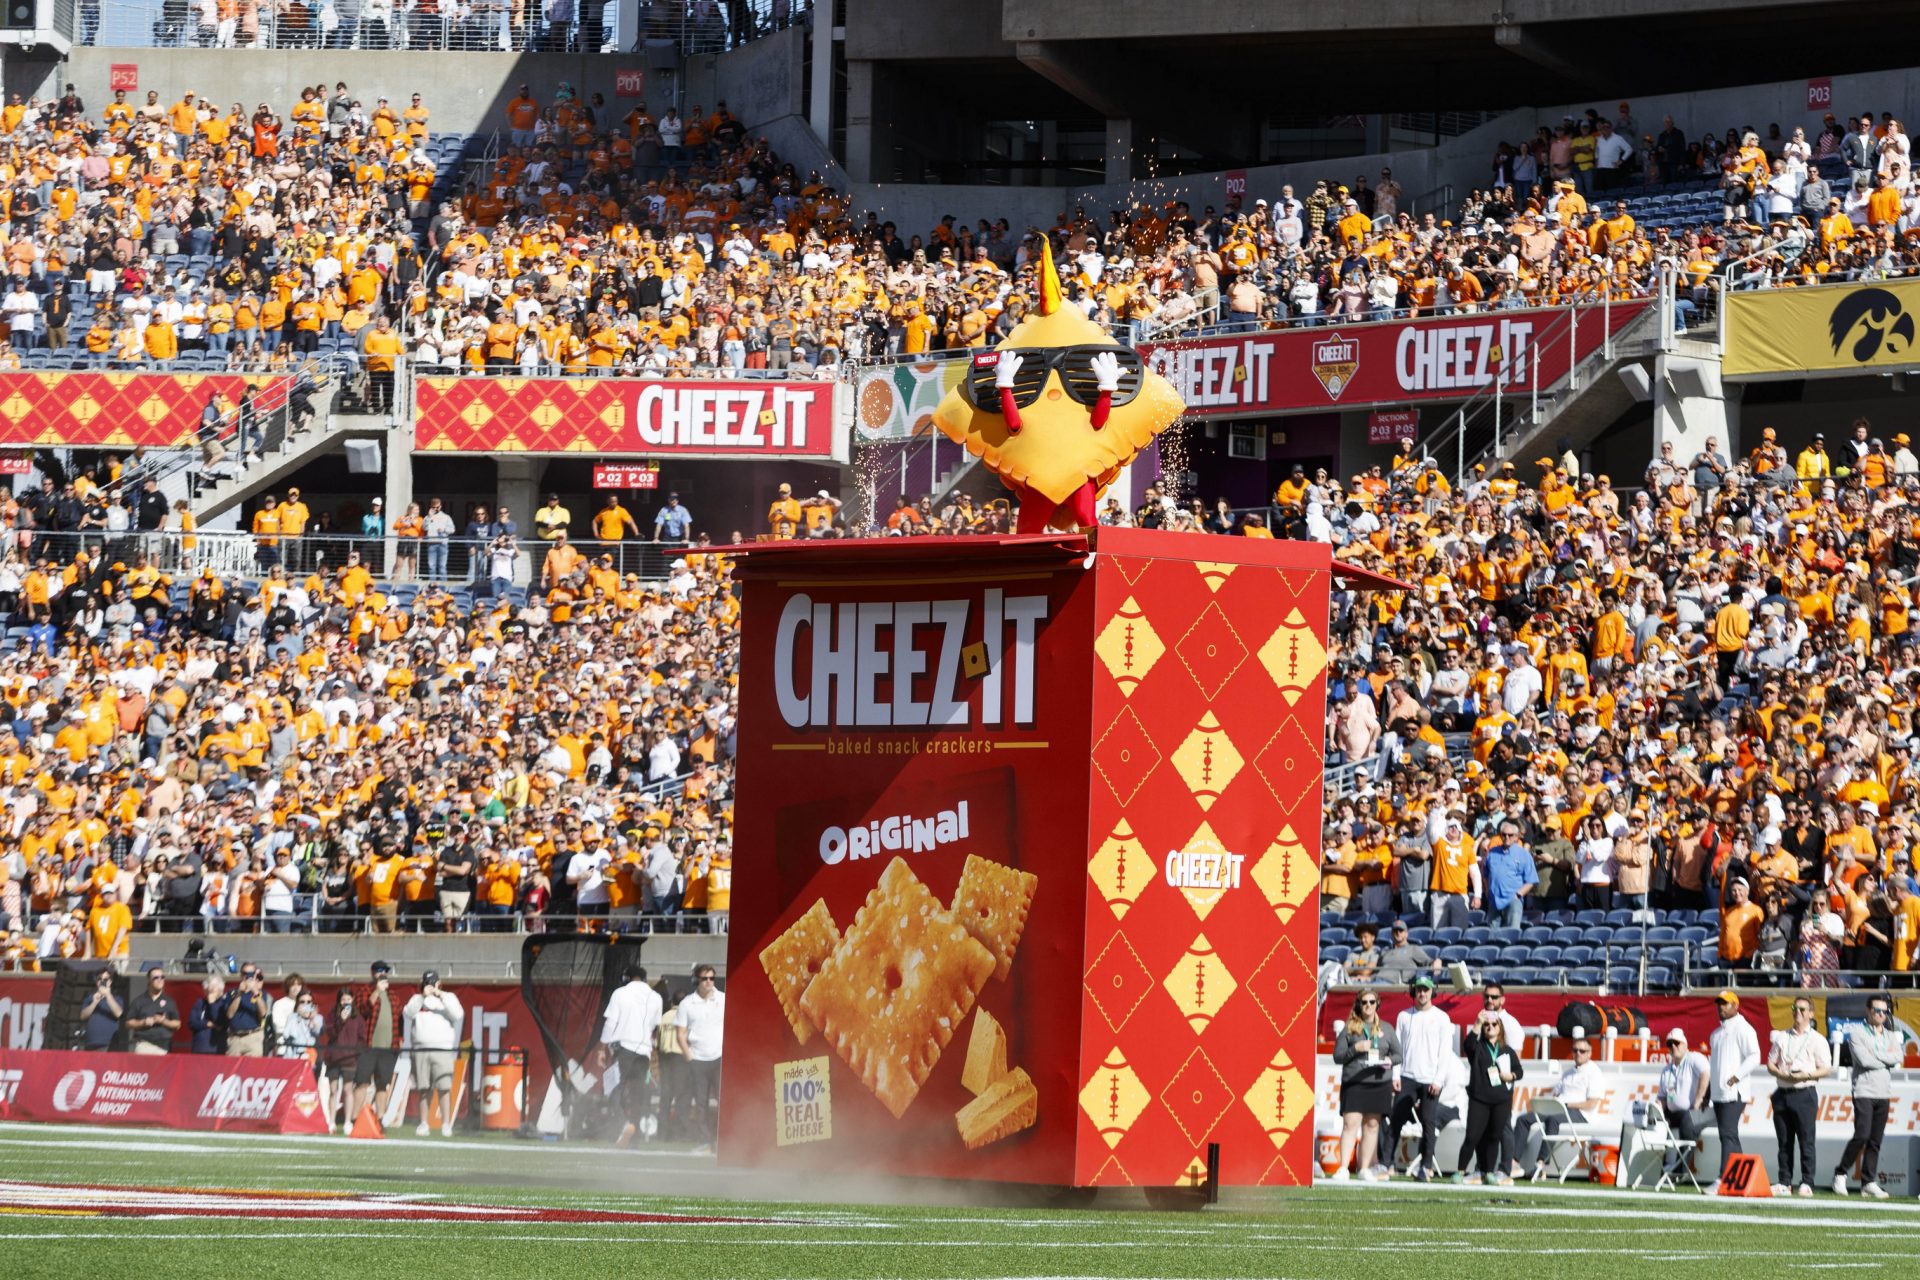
[593,464,659,490]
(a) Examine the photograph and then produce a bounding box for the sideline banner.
[0,1047,327,1134]
[414,375,846,460]
[1139,301,1651,417]
[1723,278,1920,378]
[0,372,289,449]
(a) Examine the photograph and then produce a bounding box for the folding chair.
[1528,1097,1595,1183]
[1630,1107,1702,1192]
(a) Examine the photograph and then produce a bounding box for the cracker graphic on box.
[758,899,841,1045]
[955,1066,1037,1150]
[799,857,996,1118]
[961,1006,1009,1096]
[951,853,1037,982]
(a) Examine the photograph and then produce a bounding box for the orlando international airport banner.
[413,375,849,460]
[721,530,1349,1187]
[1723,277,1920,378]
[1139,300,1651,417]
[0,1047,327,1134]
[0,372,289,449]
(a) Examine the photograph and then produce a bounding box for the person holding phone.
[1458,1012,1524,1185]
[405,970,464,1137]
[1834,997,1898,1198]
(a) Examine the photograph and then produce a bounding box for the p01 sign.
[615,69,646,99]
[594,464,659,490]
[0,453,32,476]
[1808,77,1833,112]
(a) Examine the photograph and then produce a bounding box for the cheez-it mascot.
[932,238,1184,533]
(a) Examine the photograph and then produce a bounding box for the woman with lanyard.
[1331,991,1401,1181]
[1833,996,1899,1198]
[1458,1011,1524,1185]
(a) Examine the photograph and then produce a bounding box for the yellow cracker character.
[932,239,1184,533]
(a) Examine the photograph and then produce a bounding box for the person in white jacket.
[404,970,465,1137]
[1708,989,1762,1191]
[1384,974,1457,1181]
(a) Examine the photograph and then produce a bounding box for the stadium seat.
[1550,926,1584,947]
[1569,967,1603,987]
[1463,926,1494,946]
[1466,945,1500,968]
[1438,945,1470,965]
[1604,910,1640,928]
[1432,928,1464,947]
[1644,925,1679,944]
[1530,945,1563,966]
[1560,945,1595,967]
[1573,910,1604,927]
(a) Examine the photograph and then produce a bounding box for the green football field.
[1,1121,1916,1278]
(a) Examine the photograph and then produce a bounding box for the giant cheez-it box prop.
[723,528,1366,1187]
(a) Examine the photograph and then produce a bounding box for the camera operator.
[222,964,271,1057]
[79,969,123,1051]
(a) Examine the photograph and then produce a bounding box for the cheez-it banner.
[1140,301,1651,416]
[723,530,1339,1188]
[413,376,846,460]
[0,372,287,449]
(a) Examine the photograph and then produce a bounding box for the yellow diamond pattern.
[1170,712,1243,811]
[1078,1049,1152,1149]
[1087,820,1149,920]
[458,400,495,428]
[1242,1053,1316,1149]
[1162,933,1237,1034]
[1256,608,1328,706]
[530,399,564,429]
[1194,562,1235,592]
[67,394,101,425]
[1093,597,1164,697]
[1249,825,1314,923]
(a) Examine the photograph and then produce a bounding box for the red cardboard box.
[721,528,1366,1187]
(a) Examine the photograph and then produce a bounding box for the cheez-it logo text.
[773,590,1048,730]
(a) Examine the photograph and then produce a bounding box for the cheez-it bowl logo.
[1310,332,1359,401]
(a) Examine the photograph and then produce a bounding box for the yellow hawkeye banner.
[1723,278,1920,377]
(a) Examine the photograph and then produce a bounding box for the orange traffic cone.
[349,1105,385,1140]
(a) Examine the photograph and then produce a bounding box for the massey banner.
[0,372,288,449]
[0,1047,327,1134]
[1140,300,1652,417]
[413,375,847,460]
[1723,277,1920,378]
[722,531,1341,1188]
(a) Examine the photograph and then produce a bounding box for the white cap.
[1665,1027,1687,1045]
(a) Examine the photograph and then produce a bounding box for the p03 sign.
[615,69,646,99]
[1807,78,1833,113]
[594,464,659,490]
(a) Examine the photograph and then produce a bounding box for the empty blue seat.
[1497,946,1531,966]
[1678,926,1712,946]
[1522,927,1554,946]
[1530,945,1563,966]
[1464,927,1494,946]
[1560,945,1595,966]
[1605,910,1639,928]
[1405,927,1434,946]
[1645,925,1679,944]
[1550,927,1584,947]
[1573,910,1605,927]
[1432,928,1464,947]
[1438,946,1470,965]
[1655,946,1689,971]
[1541,910,1574,926]
[1467,946,1500,968]
[1569,967,1602,987]
[1608,966,1637,988]
[1506,967,1541,986]
[1323,945,1350,964]
[1490,927,1523,947]
[1587,926,1616,945]
[1646,967,1676,990]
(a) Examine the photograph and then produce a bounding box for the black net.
[519,933,648,1124]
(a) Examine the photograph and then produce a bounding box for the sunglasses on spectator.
[965,345,1144,411]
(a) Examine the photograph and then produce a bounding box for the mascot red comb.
[932,238,1185,533]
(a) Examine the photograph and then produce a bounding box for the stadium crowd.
[0,488,740,963]
[0,81,1910,387]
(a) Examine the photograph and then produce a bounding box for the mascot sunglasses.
[964,344,1145,410]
